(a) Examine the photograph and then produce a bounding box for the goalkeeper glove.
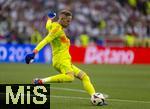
[25,52,35,64]
[47,11,56,19]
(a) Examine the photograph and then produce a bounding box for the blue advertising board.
[0,44,52,63]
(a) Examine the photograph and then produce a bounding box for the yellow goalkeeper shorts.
[53,59,81,77]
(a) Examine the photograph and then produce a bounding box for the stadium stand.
[0,0,149,47]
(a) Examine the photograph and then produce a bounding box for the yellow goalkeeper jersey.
[34,21,71,65]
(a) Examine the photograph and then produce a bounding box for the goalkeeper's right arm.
[25,23,63,64]
[25,29,58,64]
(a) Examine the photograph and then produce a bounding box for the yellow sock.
[82,74,95,96]
[42,74,74,83]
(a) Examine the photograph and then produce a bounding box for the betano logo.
[85,46,134,64]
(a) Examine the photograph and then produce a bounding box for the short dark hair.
[59,10,72,16]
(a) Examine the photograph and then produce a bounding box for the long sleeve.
[34,22,63,52]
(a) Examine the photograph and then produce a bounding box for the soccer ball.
[91,93,105,106]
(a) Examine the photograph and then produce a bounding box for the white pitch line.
[51,95,150,104]
[51,95,89,100]
[51,87,150,104]
[108,98,150,104]
[51,87,86,93]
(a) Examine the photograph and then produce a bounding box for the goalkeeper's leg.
[42,72,74,83]
[33,73,74,84]
[78,72,95,96]
[33,63,75,84]
[72,65,95,96]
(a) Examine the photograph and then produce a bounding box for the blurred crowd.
[0,0,150,47]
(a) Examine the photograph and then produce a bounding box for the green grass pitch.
[0,63,150,109]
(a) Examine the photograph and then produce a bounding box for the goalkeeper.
[25,10,106,105]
